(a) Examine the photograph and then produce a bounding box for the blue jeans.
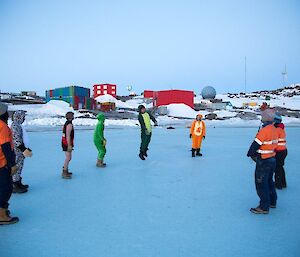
[255,157,277,211]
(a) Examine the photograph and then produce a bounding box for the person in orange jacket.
[274,115,288,189]
[0,103,19,225]
[247,110,278,214]
[189,114,206,157]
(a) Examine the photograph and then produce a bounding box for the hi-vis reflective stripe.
[278,138,286,146]
[255,138,263,145]
[257,150,274,154]
[255,138,278,145]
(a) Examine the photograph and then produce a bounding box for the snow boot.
[144,151,148,157]
[0,208,19,225]
[62,169,72,179]
[19,178,29,189]
[250,207,269,214]
[62,167,72,175]
[139,152,145,160]
[13,182,28,194]
[196,149,202,156]
[96,159,106,168]
[192,149,196,157]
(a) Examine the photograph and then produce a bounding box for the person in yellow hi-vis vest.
[189,114,206,157]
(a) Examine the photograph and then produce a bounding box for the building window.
[97,86,101,89]
[112,91,115,94]
[112,86,115,90]
[104,90,107,94]
[97,90,101,94]
[103,85,107,89]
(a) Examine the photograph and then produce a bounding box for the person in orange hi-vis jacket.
[189,114,206,157]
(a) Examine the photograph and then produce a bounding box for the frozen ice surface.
[1,127,300,257]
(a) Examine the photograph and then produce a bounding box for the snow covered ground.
[1,127,300,257]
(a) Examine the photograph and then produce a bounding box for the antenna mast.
[244,56,247,94]
[281,65,287,88]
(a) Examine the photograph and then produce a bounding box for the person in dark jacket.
[138,105,157,160]
[274,115,288,189]
[0,103,19,225]
[11,110,32,193]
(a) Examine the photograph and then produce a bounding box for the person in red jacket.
[247,110,278,214]
[274,115,288,189]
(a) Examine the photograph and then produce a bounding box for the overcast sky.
[0,0,299,96]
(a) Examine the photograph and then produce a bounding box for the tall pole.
[282,65,287,88]
[244,56,247,94]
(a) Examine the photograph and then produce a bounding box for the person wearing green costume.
[138,105,158,160]
[94,113,107,167]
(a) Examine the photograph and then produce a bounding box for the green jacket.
[94,113,105,145]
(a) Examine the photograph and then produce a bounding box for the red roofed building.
[144,89,194,108]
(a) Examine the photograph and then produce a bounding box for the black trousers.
[275,149,288,189]
[0,166,13,209]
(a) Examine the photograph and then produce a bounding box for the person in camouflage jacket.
[11,110,32,193]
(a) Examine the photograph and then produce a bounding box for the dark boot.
[192,149,196,157]
[144,151,148,157]
[139,152,145,160]
[19,178,29,189]
[62,169,72,179]
[196,149,202,156]
[13,182,28,194]
[0,208,19,225]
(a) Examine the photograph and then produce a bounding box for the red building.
[144,90,194,108]
[93,84,117,98]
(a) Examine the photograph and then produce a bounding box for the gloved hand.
[203,136,206,140]
[11,165,18,175]
[67,145,73,152]
[189,134,192,138]
[103,139,107,146]
[23,148,33,158]
[251,156,258,163]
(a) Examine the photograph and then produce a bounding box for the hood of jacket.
[13,110,26,124]
[97,113,105,122]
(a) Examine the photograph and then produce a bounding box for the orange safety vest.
[0,120,14,168]
[255,124,278,159]
[190,120,206,137]
[276,127,287,151]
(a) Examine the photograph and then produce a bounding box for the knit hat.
[138,105,146,112]
[0,102,8,116]
[261,108,275,122]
